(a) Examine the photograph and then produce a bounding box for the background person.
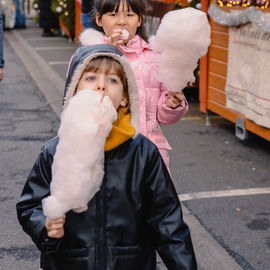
[39,0,59,37]
[0,9,4,81]
[14,0,26,28]
[81,0,94,29]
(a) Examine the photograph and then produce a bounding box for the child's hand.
[167,91,185,108]
[107,29,125,46]
[46,215,66,238]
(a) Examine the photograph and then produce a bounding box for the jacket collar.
[79,28,151,55]
[105,108,134,152]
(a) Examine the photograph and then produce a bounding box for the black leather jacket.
[17,134,197,270]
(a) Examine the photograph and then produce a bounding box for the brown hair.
[93,0,147,41]
[83,56,130,110]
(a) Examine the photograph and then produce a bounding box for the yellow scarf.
[104,107,135,151]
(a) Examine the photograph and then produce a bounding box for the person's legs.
[14,0,19,20]
[15,0,26,27]
[19,0,25,24]
[42,28,57,37]
[39,0,59,36]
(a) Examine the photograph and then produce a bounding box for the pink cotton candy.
[42,90,117,219]
[151,8,211,92]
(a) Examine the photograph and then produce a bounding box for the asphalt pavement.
[1,18,270,270]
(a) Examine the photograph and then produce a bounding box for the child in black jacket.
[16,44,197,270]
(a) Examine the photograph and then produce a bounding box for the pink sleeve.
[157,84,189,125]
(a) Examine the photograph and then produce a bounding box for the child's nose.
[97,85,105,91]
[96,79,106,91]
[117,14,126,25]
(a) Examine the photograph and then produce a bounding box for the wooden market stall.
[199,0,270,141]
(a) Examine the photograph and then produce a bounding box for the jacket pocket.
[60,247,89,257]
[114,245,142,256]
[108,245,152,270]
[54,247,95,270]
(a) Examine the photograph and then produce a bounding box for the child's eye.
[86,76,96,81]
[109,12,117,17]
[108,78,118,83]
[127,13,134,17]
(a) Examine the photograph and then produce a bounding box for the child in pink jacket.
[79,0,188,170]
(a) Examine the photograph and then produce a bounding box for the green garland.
[32,0,39,11]
[32,0,75,36]
[51,0,75,37]
[32,0,40,23]
[175,0,201,9]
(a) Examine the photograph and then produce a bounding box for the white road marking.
[48,61,69,65]
[181,116,202,121]
[181,115,222,121]
[23,28,41,33]
[178,187,270,201]
[26,37,65,41]
[35,47,75,51]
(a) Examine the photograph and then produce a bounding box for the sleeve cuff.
[163,97,187,111]
[40,228,62,254]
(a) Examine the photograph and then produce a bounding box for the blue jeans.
[0,10,4,68]
[81,12,93,29]
[14,0,25,26]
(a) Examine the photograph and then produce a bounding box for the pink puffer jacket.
[117,35,188,151]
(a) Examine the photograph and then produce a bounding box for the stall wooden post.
[75,0,84,43]
[199,0,209,113]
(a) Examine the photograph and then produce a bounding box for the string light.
[217,0,270,8]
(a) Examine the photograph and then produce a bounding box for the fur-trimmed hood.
[64,44,140,137]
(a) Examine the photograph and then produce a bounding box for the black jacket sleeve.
[144,148,197,270]
[16,144,61,254]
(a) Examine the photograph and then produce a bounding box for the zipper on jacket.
[95,192,100,269]
[102,171,107,270]
[96,161,107,270]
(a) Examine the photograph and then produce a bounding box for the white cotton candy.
[115,28,129,40]
[152,8,211,92]
[121,29,129,40]
[42,90,117,219]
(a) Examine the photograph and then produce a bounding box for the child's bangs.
[98,0,121,14]
[85,57,123,78]
[99,0,141,16]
